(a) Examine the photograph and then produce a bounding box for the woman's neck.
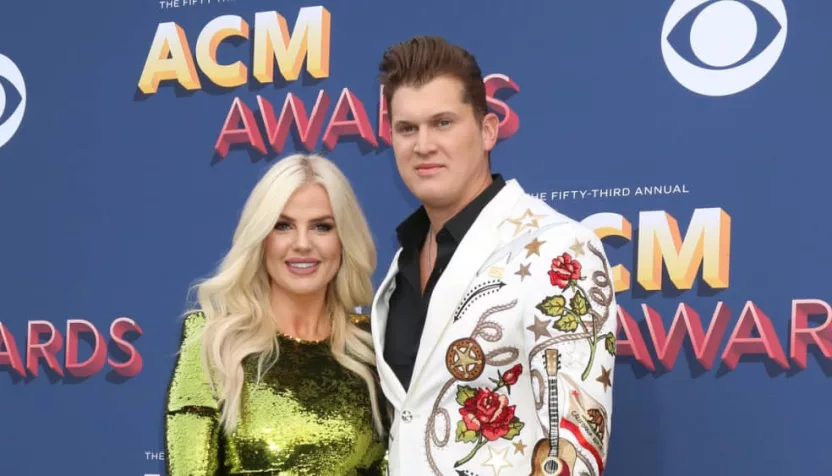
[269,285,331,341]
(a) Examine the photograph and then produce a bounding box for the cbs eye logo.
[0,53,26,149]
[661,0,787,97]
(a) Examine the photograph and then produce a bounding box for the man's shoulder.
[510,191,596,240]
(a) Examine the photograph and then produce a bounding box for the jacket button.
[401,410,412,422]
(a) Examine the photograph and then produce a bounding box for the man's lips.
[415,163,444,176]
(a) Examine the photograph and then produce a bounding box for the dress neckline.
[276,331,329,346]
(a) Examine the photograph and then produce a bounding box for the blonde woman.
[164,154,387,475]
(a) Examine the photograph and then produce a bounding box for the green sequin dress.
[164,312,387,476]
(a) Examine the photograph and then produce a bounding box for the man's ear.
[481,112,500,152]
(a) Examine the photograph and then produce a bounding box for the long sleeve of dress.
[164,312,221,476]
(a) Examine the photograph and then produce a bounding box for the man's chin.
[415,190,458,210]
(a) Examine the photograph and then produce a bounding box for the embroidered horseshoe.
[444,338,485,381]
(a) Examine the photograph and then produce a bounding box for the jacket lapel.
[371,249,407,407]
[406,180,525,395]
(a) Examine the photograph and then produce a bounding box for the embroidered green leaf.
[455,385,476,406]
[535,295,566,317]
[605,332,616,356]
[553,312,579,332]
[570,292,589,316]
[503,417,525,440]
[455,420,480,443]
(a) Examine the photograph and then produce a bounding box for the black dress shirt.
[384,174,506,391]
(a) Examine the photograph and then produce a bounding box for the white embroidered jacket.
[371,179,617,476]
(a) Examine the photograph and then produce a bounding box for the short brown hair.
[378,36,488,121]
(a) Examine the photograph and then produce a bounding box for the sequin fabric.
[164,312,387,475]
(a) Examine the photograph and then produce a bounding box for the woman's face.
[263,183,342,299]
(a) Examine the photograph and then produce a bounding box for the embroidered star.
[571,389,579,399]
[596,366,612,392]
[569,238,586,256]
[512,439,527,455]
[526,315,551,341]
[451,344,483,379]
[514,262,531,281]
[524,237,545,258]
[505,208,545,236]
[481,445,512,476]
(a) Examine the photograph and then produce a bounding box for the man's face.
[389,75,499,211]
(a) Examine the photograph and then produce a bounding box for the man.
[371,36,617,476]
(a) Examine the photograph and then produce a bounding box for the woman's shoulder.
[182,310,207,330]
[166,310,218,410]
[348,312,372,333]
[175,310,209,352]
[348,313,370,325]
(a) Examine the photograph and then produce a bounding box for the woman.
[164,153,387,475]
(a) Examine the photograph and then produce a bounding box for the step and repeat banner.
[0,0,829,475]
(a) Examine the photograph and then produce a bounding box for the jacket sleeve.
[164,312,222,476]
[523,227,616,475]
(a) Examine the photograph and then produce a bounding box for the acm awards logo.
[0,53,142,384]
[646,1,831,374]
[0,52,26,149]
[580,207,832,375]
[0,318,144,382]
[661,0,787,96]
[133,5,521,161]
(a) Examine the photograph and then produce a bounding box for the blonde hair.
[188,153,382,435]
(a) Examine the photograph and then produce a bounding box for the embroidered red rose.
[549,253,582,288]
[459,388,517,441]
[501,364,522,386]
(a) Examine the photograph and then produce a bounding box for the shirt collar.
[395,174,506,249]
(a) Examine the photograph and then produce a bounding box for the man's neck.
[424,171,493,233]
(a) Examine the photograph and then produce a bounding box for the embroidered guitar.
[530,349,576,476]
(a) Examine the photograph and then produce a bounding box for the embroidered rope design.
[426,378,455,448]
[531,368,545,412]
[475,300,518,326]
[485,346,519,366]
[472,321,503,342]
[424,300,520,475]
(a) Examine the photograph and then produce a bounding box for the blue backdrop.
[1,1,829,474]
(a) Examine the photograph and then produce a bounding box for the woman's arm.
[164,312,222,476]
